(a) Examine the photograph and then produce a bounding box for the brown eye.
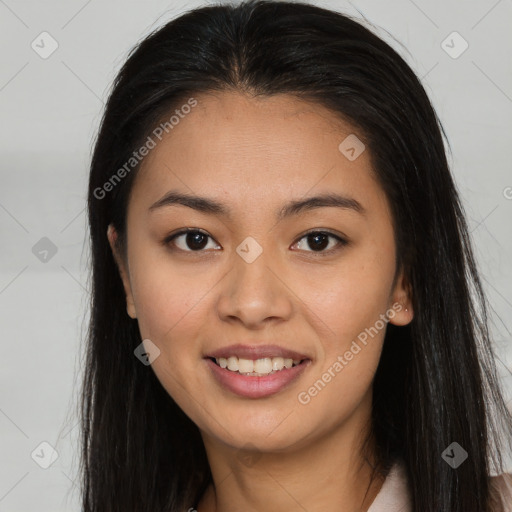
[292,231,347,254]
[165,229,220,252]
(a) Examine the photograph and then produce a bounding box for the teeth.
[215,356,303,376]
[227,356,239,371]
[272,357,284,370]
[238,358,254,373]
[254,358,272,373]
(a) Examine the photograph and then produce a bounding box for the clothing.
[368,460,512,511]
[194,460,512,511]
[367,461,411,511]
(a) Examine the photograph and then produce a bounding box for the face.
[108,91,413,457]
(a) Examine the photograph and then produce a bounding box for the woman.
[82,1,512,510]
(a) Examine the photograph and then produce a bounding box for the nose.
[215,243,294,329]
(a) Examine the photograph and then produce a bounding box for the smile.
[205,357,311,398]
[212,356,304,376]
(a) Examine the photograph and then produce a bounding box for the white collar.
[367,461,411,512]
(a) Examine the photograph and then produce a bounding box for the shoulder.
[489,472,512,512]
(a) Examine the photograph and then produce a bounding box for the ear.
[107,224,137,319]
[387,267,413,326]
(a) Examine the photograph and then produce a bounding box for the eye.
[165,228,221,252]
[164,228,347,255]
[292,230,347,254]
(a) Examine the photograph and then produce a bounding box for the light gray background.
[1,0,511,509]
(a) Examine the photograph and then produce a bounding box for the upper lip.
[205,344,310,361]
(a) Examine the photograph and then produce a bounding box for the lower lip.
[205,358,311,399]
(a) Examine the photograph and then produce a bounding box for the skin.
[108,91,414,512]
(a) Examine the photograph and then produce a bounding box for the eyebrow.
[149,190,366,219]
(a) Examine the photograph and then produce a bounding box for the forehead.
[129,90,387,220]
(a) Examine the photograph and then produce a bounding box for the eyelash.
[163,228,348,256]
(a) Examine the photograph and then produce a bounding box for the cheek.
[129,247,215,342]
[129,258,218,426]
[296,315,386,433]
[301,253,394,353]
[294,246,394,415]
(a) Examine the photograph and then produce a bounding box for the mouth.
[204,351,312,398]
[204,343,312,398]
